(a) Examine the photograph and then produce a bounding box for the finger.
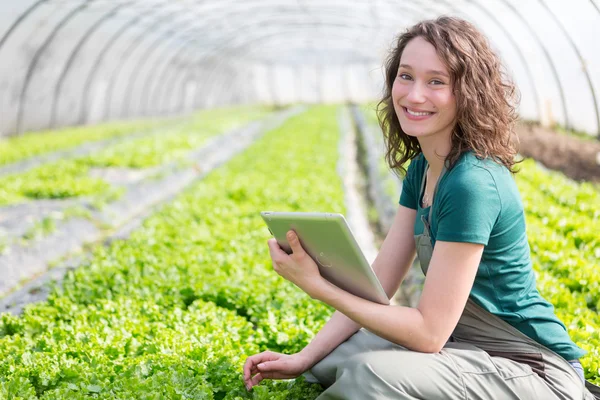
[244,358,258,382]
[256,359,284,372]
[271,261,280,274]
[243,358,252,381]
[249,372,264,389]
[243,351,278,380]
[247,351,280,367]
[286,230,306,256]
[267,239,288,263]
[256,371,297,380]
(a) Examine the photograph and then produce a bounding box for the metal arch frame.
[495,0,570,130]
[153,25,383,117]
[178,48,371,113]
[14,0,90,133]
[0,0,48,53]
[166,39,378,114]
[2,0,594,132]
[190,44,367,110]
[116,0,251,117]
[49,0,138,128]
[538,0,600,138]
[99,9,195,120]
[106,3,223,119]
[116,21,191,118]
[77,8,161,123]
[78,4,182,123]
[132,6,383,117]
[144,28,366,116]
[148,0,439,116]
[158,39,368,115]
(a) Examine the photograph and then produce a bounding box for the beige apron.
[306,164,600,399]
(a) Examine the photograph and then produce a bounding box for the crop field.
[0,105,598,399]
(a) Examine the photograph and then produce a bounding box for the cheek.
[391,83,408,115]
[391,80,405,101]
[435,93,457,115]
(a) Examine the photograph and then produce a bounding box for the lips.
[402,106,435,120]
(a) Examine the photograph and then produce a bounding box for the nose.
[406,82,426,103]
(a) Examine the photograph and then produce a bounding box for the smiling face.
[392,36,457,141]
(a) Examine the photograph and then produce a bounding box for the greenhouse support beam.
[15,1,89,134]
[49,1,137,128]
[497,0,569,130]
[78,5,171,124]
[538,0,600,139]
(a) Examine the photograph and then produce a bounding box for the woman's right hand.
[243,350,313,391]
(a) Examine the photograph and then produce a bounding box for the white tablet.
[260,211,390,305]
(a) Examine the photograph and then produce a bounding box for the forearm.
[298,310,361,367]
[313,280,439,353]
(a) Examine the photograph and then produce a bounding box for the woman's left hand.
[267,230,326,299]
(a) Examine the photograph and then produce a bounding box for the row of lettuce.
[0,106,270,207]
[366,108,599,384]
[0,118,177,167]
[0,106,343,399]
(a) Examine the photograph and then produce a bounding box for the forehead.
[399,37,448,73]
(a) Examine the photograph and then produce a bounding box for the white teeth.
[406,108,432,116]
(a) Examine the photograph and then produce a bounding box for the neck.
[419,134,452,178]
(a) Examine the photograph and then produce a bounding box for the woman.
[243,17,600,399]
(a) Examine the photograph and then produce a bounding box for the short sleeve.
[399,158,419,209]
[435,167,501,245]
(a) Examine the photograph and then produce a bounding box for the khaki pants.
[306,328,592,400]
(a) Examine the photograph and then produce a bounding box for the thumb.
[257,360,279,372]
[286,231,305,255]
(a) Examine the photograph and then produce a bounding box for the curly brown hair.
[377,16,520,175]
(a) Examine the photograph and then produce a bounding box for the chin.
[400,125,429,137]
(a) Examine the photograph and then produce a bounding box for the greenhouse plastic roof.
[0,0,599,137]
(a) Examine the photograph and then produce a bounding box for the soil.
[516,123,600,184]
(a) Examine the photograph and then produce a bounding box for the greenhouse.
[0,0,599,399]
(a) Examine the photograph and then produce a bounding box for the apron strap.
[426,162,448,229]
[418,163,428,207]
[585,380,600,400]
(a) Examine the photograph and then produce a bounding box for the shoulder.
[440,152,505,203]
[445,152,506,188]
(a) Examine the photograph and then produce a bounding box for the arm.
[244,205,418,389]
[310,240,483,353]
[299,204,418,364]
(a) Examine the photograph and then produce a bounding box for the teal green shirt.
[399,152,585,361]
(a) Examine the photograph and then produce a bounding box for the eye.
[430,79,445,85]
[397,73,412,80]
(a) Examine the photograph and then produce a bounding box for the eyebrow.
[398,64,449,78]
